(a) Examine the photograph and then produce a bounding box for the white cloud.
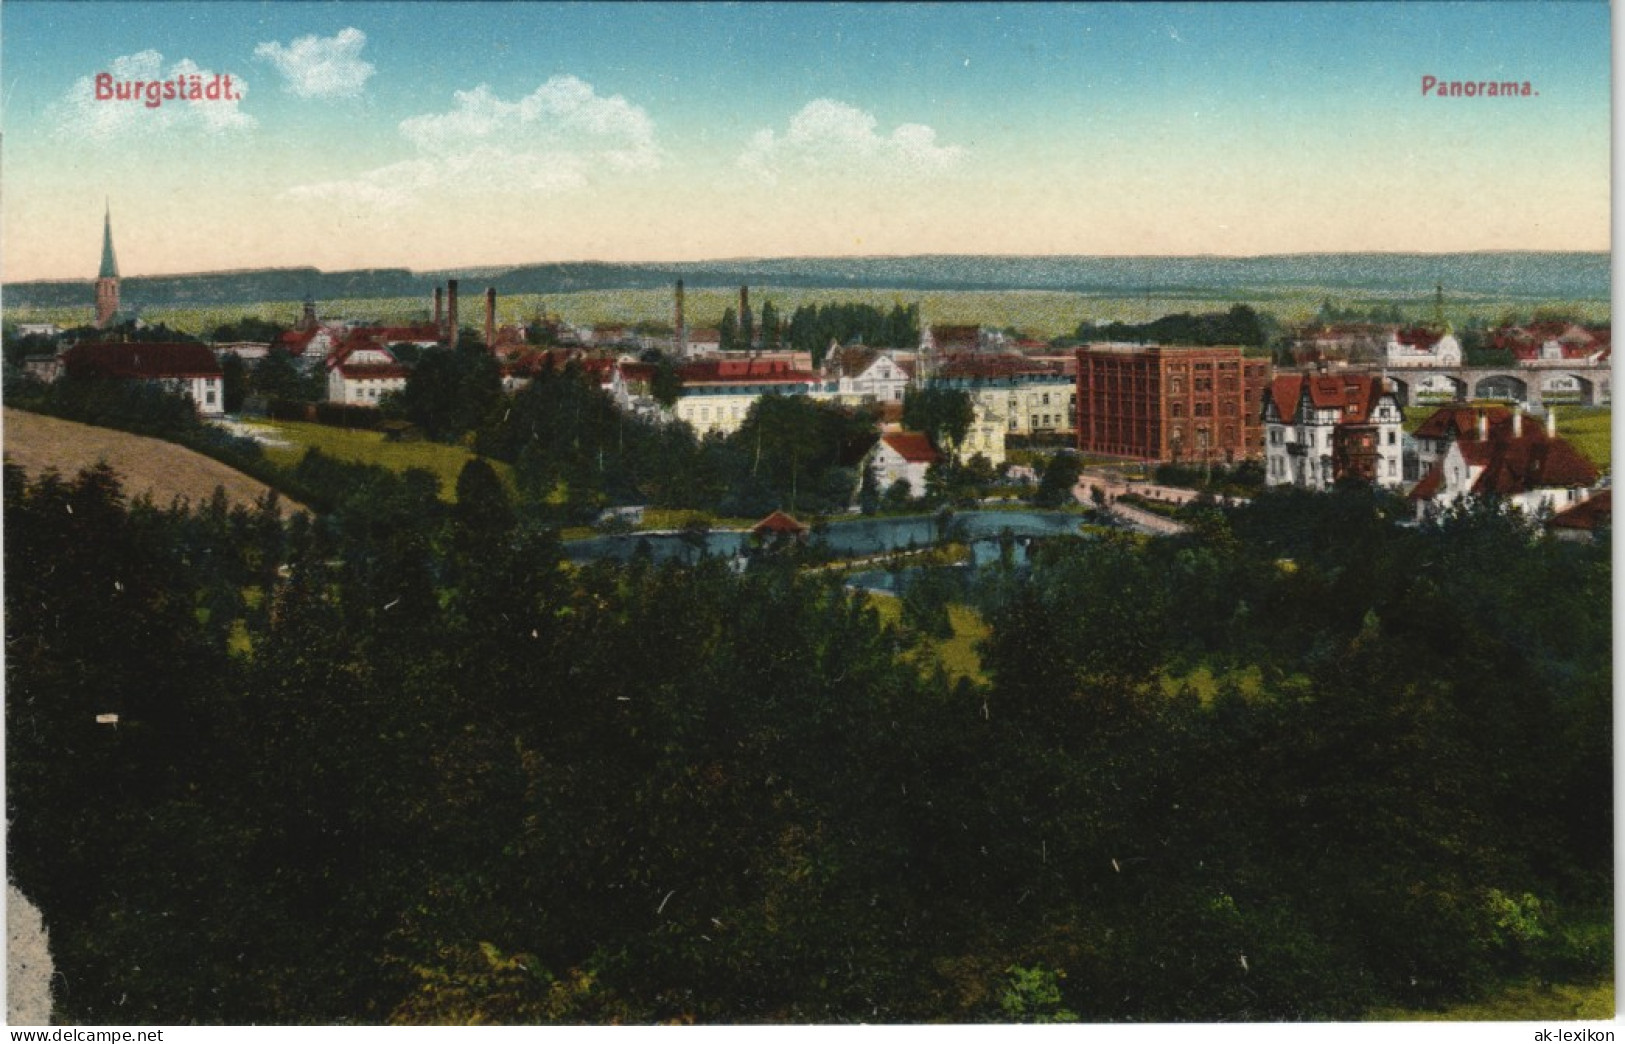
[738,99,966,185]
[284,75,660,210]
[254,28,375,99]
[49,49,255,141]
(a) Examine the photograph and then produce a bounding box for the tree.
[1033,451,1081,507]
[857,462,881,516]
[719,308,739,352]
[252,349,321,403]
[903,386,974,451]
[220,351,248,413]
[760,300,780,350]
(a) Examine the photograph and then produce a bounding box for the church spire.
[99,200,119,280]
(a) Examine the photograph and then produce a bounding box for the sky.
[1,1,1611,281]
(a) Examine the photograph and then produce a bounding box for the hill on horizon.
[3,252,1610,311]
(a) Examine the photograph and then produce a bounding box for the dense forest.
[5,450,1610,1023]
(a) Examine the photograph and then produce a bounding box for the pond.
[562,509,1093,565]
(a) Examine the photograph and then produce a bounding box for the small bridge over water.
[1381,360,1611,412]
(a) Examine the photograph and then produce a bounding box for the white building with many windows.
[1261,373,1404,489]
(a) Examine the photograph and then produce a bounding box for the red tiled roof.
[276,328,319,353]
[678,358,820,385]
[1464,433,1599,495]
[930,325,981,346]
[1395,327,1444,350]
[1550,489,1610,531]
[752,510,808,534]
[881,431,940,464]
[937,354,1060,380]
[1266,374,1389,425]
[1408,464,1444,501]
[64,342,222,379]
[1411,406,1516,442]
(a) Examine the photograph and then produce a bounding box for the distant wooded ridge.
[5,252,1609,309]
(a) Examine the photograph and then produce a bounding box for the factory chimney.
[434,287,444,332]
[675,279,687,357]
[485,287,497,351]
[446,280,459,347]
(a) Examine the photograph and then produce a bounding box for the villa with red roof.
[864,431,941,498]
[325,342,411,405]
[1407,406,1600,521]
[1261,373,1404,489]
[1385,326,1462,367]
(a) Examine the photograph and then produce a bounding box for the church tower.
[95,202,120,328]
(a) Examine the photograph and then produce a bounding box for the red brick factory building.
[1074,344,1270,464]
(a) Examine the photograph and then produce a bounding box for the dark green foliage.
[1076,303,1269,348]
[210,316,286,343]
[902,385,974,449]
[220,351,248,413]
[1033,451,1082,507]
[6,465,1609,1024]
[788,301,921,366]
[251,348,325,403]
[396,347,503,442]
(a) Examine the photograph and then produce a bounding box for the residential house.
[865,431,940,498]
[1408,407,1600,520]
[1385,326,1462,367]
[61,341,226,415]
[1548,489,1610,542]
[326,343,410,405]
[1261,373,1404,489]
[823,347,912,405]
[1490,322,1611,363]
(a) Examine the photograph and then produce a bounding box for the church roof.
[98,204,119,280]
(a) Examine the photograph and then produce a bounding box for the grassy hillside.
[246,418,512,501]
[3,407,299,511]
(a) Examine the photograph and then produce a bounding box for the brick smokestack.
[485,287,497,351]
[675,279,686,356]
[434,287,444,331]
[446,280,459,347]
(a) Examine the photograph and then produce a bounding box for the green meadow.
[244,418,512,501]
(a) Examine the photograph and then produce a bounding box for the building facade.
[931,355,1076,438]
[1261,373,1404,489]
[62,342,225,415]
[671,357,833,438]
[1074,344,1269,463]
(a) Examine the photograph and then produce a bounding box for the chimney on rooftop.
[446,280,459,347]
[1513,410,1523,439]
[485,287,497,351]
[1476,410,1488,441]
[1547,405,1558,438]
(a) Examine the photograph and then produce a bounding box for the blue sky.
[2,2,1610,279]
